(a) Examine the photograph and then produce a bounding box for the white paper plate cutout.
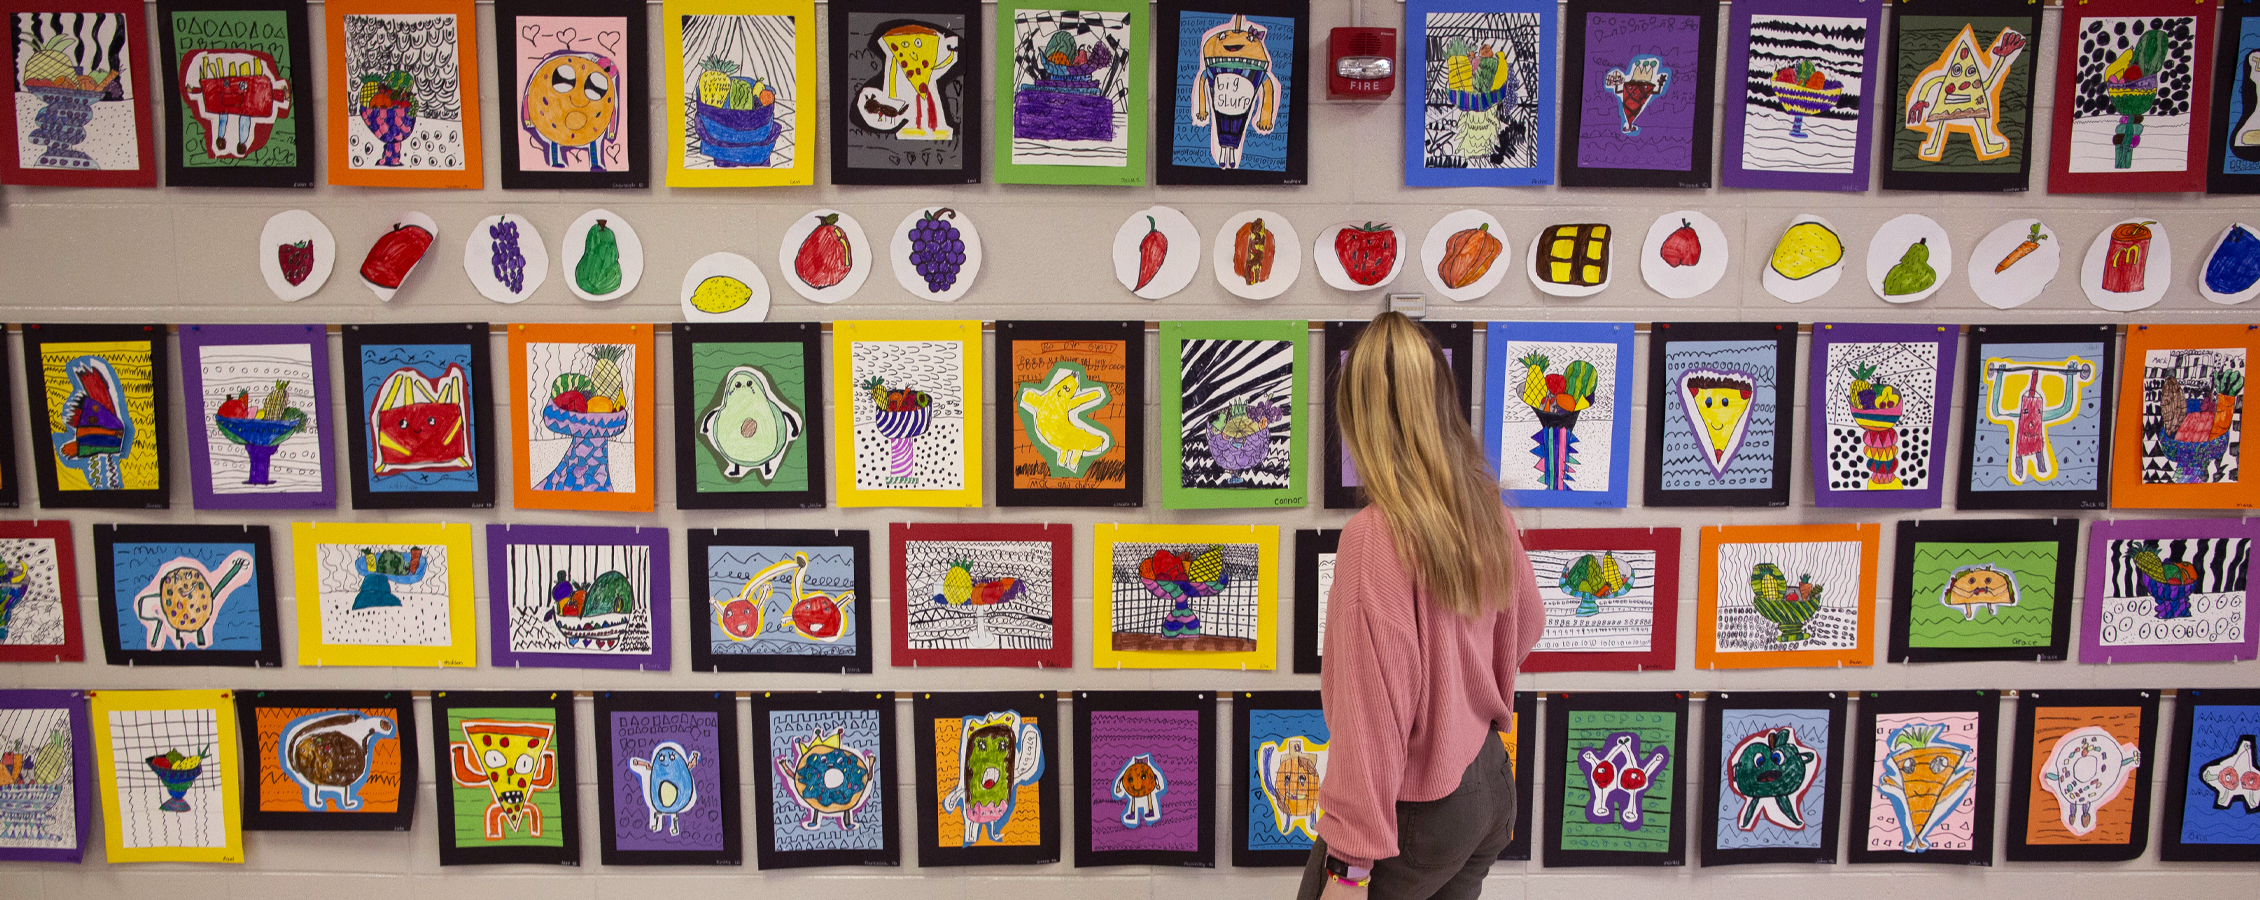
[2198,223,2260,305]
[890,207,983,302]
[1420,210,1511,302]
[1865,214,1952,304]
[681,252,771,322]
[1525,222,1613,298]
[778,208,872,305]
[259,209,334,302]
[1211,210,1302,300]
[1114,206,1201,300]
[1312,221,1408,292]
[358,211,438,302]
[2081,218,2171,311]
[1639,211,1728,299]
[1967,219,2060,309]
[462,214,548,304]
[561,209,644,302]
[1762,215,1845,304]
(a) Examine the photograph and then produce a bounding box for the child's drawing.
[194,343,316,495]
[525,342,635,495]
[1713,540,1862,654]
[2139,348,2244,485]
[1178,338,1292,490]
[312,543,449,646]
[1497,340,1617,493]
[2066,15,2197,173]
[12,11,139,171]
[1109,542,1260,653]
[847,340,964,492]
[1011,9,1130,167]
[679,14,795,170]
[513,15,627,174]
[340,13,466,170]
[901,539,1053,652]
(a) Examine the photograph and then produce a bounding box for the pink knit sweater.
[1314,505,1544,868]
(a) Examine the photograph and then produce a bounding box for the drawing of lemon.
[1770,221,1844,281]
[688,275,754,314]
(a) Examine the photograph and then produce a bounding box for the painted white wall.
[1,0,2256,897]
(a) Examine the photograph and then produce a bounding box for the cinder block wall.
[1,1,2254,897]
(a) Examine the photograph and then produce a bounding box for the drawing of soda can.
[2103,221,2155,294]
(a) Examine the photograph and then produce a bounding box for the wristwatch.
[1323,855,1371,887]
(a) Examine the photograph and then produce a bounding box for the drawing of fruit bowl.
[1447,80,1515,113]
[1557,553,1633,617]
[0,781,65,837]
[1205,398,1280,483]
[1767,61,1843,139]
[1016,39,1115,141]
[21,82,109,170]
[1139,547,1227,606]
[1750,563,1823,643]
[2137,563,2199,619]
[215,414,304,484]
[360,106,417,167]
[2159,432,2232,483]
[695,88,780,168]
[538,405,629,492]
[145,755,204,812]
[1040,39,1112,81]
[543,404,629,440]
[873,404,932,442]
[0,565,29,643]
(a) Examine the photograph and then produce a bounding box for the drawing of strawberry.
[278,241,313,286]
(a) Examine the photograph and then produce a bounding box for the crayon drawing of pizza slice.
[1677,367,1756,480]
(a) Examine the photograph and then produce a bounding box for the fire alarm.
[1329,27,1396,100]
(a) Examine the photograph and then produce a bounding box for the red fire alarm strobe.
[1329,27,1396,100]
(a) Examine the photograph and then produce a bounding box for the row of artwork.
[1,511,2252,673]
[257,201,2260,316]
[6,319,2254,516]
[1413,0,2260,195]
[1,0,1298,189]
[0,688,2253,868]
[19,0,2260,194]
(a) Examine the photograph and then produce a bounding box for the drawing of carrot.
[1995,223,2048,273]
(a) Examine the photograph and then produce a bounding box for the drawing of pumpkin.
[1437,223,1502,289]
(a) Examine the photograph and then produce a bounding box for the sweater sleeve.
[1506,512,1545,668]
[1313,514,1425,869]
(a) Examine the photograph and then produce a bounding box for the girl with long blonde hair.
[1299,312,1543,900]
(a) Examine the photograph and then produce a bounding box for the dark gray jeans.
[1295,731,1517,900]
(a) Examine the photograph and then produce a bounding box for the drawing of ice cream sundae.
[1602,55,1671,135]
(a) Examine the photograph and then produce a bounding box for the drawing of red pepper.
[359,223,433,290]
[1134,216,1167,292]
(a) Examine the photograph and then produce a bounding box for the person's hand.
[1320,876,1369,900]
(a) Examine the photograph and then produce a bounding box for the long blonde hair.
[1336,312,1513,615]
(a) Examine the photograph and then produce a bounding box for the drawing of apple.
[1659,219,1701,268]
